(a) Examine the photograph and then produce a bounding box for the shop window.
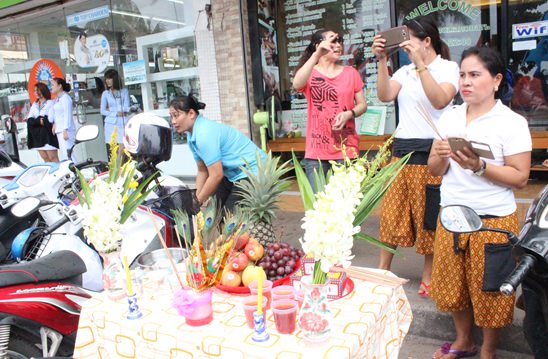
[507,1,548,131]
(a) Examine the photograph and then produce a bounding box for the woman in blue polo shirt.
[169,95,266,210]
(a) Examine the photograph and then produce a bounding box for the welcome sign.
[513,21,548,40]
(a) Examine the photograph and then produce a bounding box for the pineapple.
[234,151,292,246]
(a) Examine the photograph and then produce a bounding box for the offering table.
[74,268,412,358]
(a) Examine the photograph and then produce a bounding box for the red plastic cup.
[241,294,267,329]
[272,299,298,334]
[248,279,273,310]
[272,285,296,302]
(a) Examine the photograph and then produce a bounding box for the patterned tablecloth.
[74,268,412,359]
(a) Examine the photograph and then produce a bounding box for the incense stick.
[345,266,408,287]
[145,208,184,289]
[416,102,443,140]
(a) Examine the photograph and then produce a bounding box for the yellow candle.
[256,277,263,315]
[123,255,133,296]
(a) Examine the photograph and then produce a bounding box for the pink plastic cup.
[248,279,273,310]
[271,285,296,302]
[241,294,268,329]
[296,289,305,308]
[272,299,298,334]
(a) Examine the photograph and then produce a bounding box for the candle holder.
[126,294,143,320]
[251,310,270,342]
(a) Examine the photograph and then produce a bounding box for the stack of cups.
[271,285,298,334]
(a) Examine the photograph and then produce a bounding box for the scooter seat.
[0,250,86,287]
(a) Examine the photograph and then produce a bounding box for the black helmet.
[123,113,172,164]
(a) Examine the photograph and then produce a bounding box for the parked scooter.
[0,249,91,358]
[0,115,25,187]
[0,125,106,262]
[8,113,197,290]
[439,186,548,358]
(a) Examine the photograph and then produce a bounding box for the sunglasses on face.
[316,36,344,45]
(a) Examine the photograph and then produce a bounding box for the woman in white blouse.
[27,82,58,162]
[101,69,130,158]
[49,77,76,161]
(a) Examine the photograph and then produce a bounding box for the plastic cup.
[172,287,213,326]
[242,295,267,329]
[248,279,273,310]
[296,289,305,308]
[272,285,296,302]
[272,299,298,334]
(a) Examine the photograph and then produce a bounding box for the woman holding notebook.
[371,16,459,297]
[428,46,531,359]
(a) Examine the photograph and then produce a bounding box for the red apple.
[244,241,264,261]
[234,232,250,250]
[221,269,242,287]
[229,252,249,272]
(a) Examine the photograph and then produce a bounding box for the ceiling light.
[111,10,150,20]
[151,17,186,26]
[167,0,185,4]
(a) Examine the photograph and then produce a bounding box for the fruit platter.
[217,234,304,294]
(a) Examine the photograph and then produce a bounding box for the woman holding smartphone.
[49,77,76,161]
[428,46,531,359]
[26,83,59,162]
[371,16,459,297]
[293,29,367,189]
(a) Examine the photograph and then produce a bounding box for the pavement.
[271,180,544,358]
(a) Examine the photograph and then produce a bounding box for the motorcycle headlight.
[17,166,50,187]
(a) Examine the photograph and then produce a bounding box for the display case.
[135,27,200,179]
[136,27,200,120]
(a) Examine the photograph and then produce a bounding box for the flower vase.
[297,276,332,342]
[101,251,125,300]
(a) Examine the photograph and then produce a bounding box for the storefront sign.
[122,60,147,85]
[27,59,64,103]
[74,34,110,73]
[66,6,110,27]
[512,21,548,40]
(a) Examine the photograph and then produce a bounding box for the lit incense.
[257,277,263,315]
[123,255,133,296]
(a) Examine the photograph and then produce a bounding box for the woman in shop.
[49,77,76,161]
[428,46,531,359]
[169,95,265,210]
[292,29,367,190]
[101,69,130,159]
[371,16,459,297]
[26,82,59,162]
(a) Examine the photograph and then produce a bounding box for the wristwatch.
[473,159,487,177]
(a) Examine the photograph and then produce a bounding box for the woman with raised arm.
[371,17,459,297]
[293,29,367,190]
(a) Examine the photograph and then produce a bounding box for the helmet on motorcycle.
[11,226,37,261]
[123,113,172,164]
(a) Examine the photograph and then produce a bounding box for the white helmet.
[123,113,172,164]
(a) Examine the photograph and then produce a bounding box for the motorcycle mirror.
[440,205,483,233]
[11,197,41,218]
[0,149,12,169]
[75,125,99,143]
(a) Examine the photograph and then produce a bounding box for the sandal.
[432,342,478,359]
[418,281,431,297]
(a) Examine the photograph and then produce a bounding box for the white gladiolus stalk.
[299,161,366,284]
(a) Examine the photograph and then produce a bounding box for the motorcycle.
[439,185,548,359]
[0,249,91,358]
[0,115,25,187]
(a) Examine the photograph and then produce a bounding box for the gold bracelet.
[416,66,428,73]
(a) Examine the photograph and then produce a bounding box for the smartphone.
[378,25,410,49]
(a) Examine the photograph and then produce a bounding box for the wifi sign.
[512,21,548,40]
